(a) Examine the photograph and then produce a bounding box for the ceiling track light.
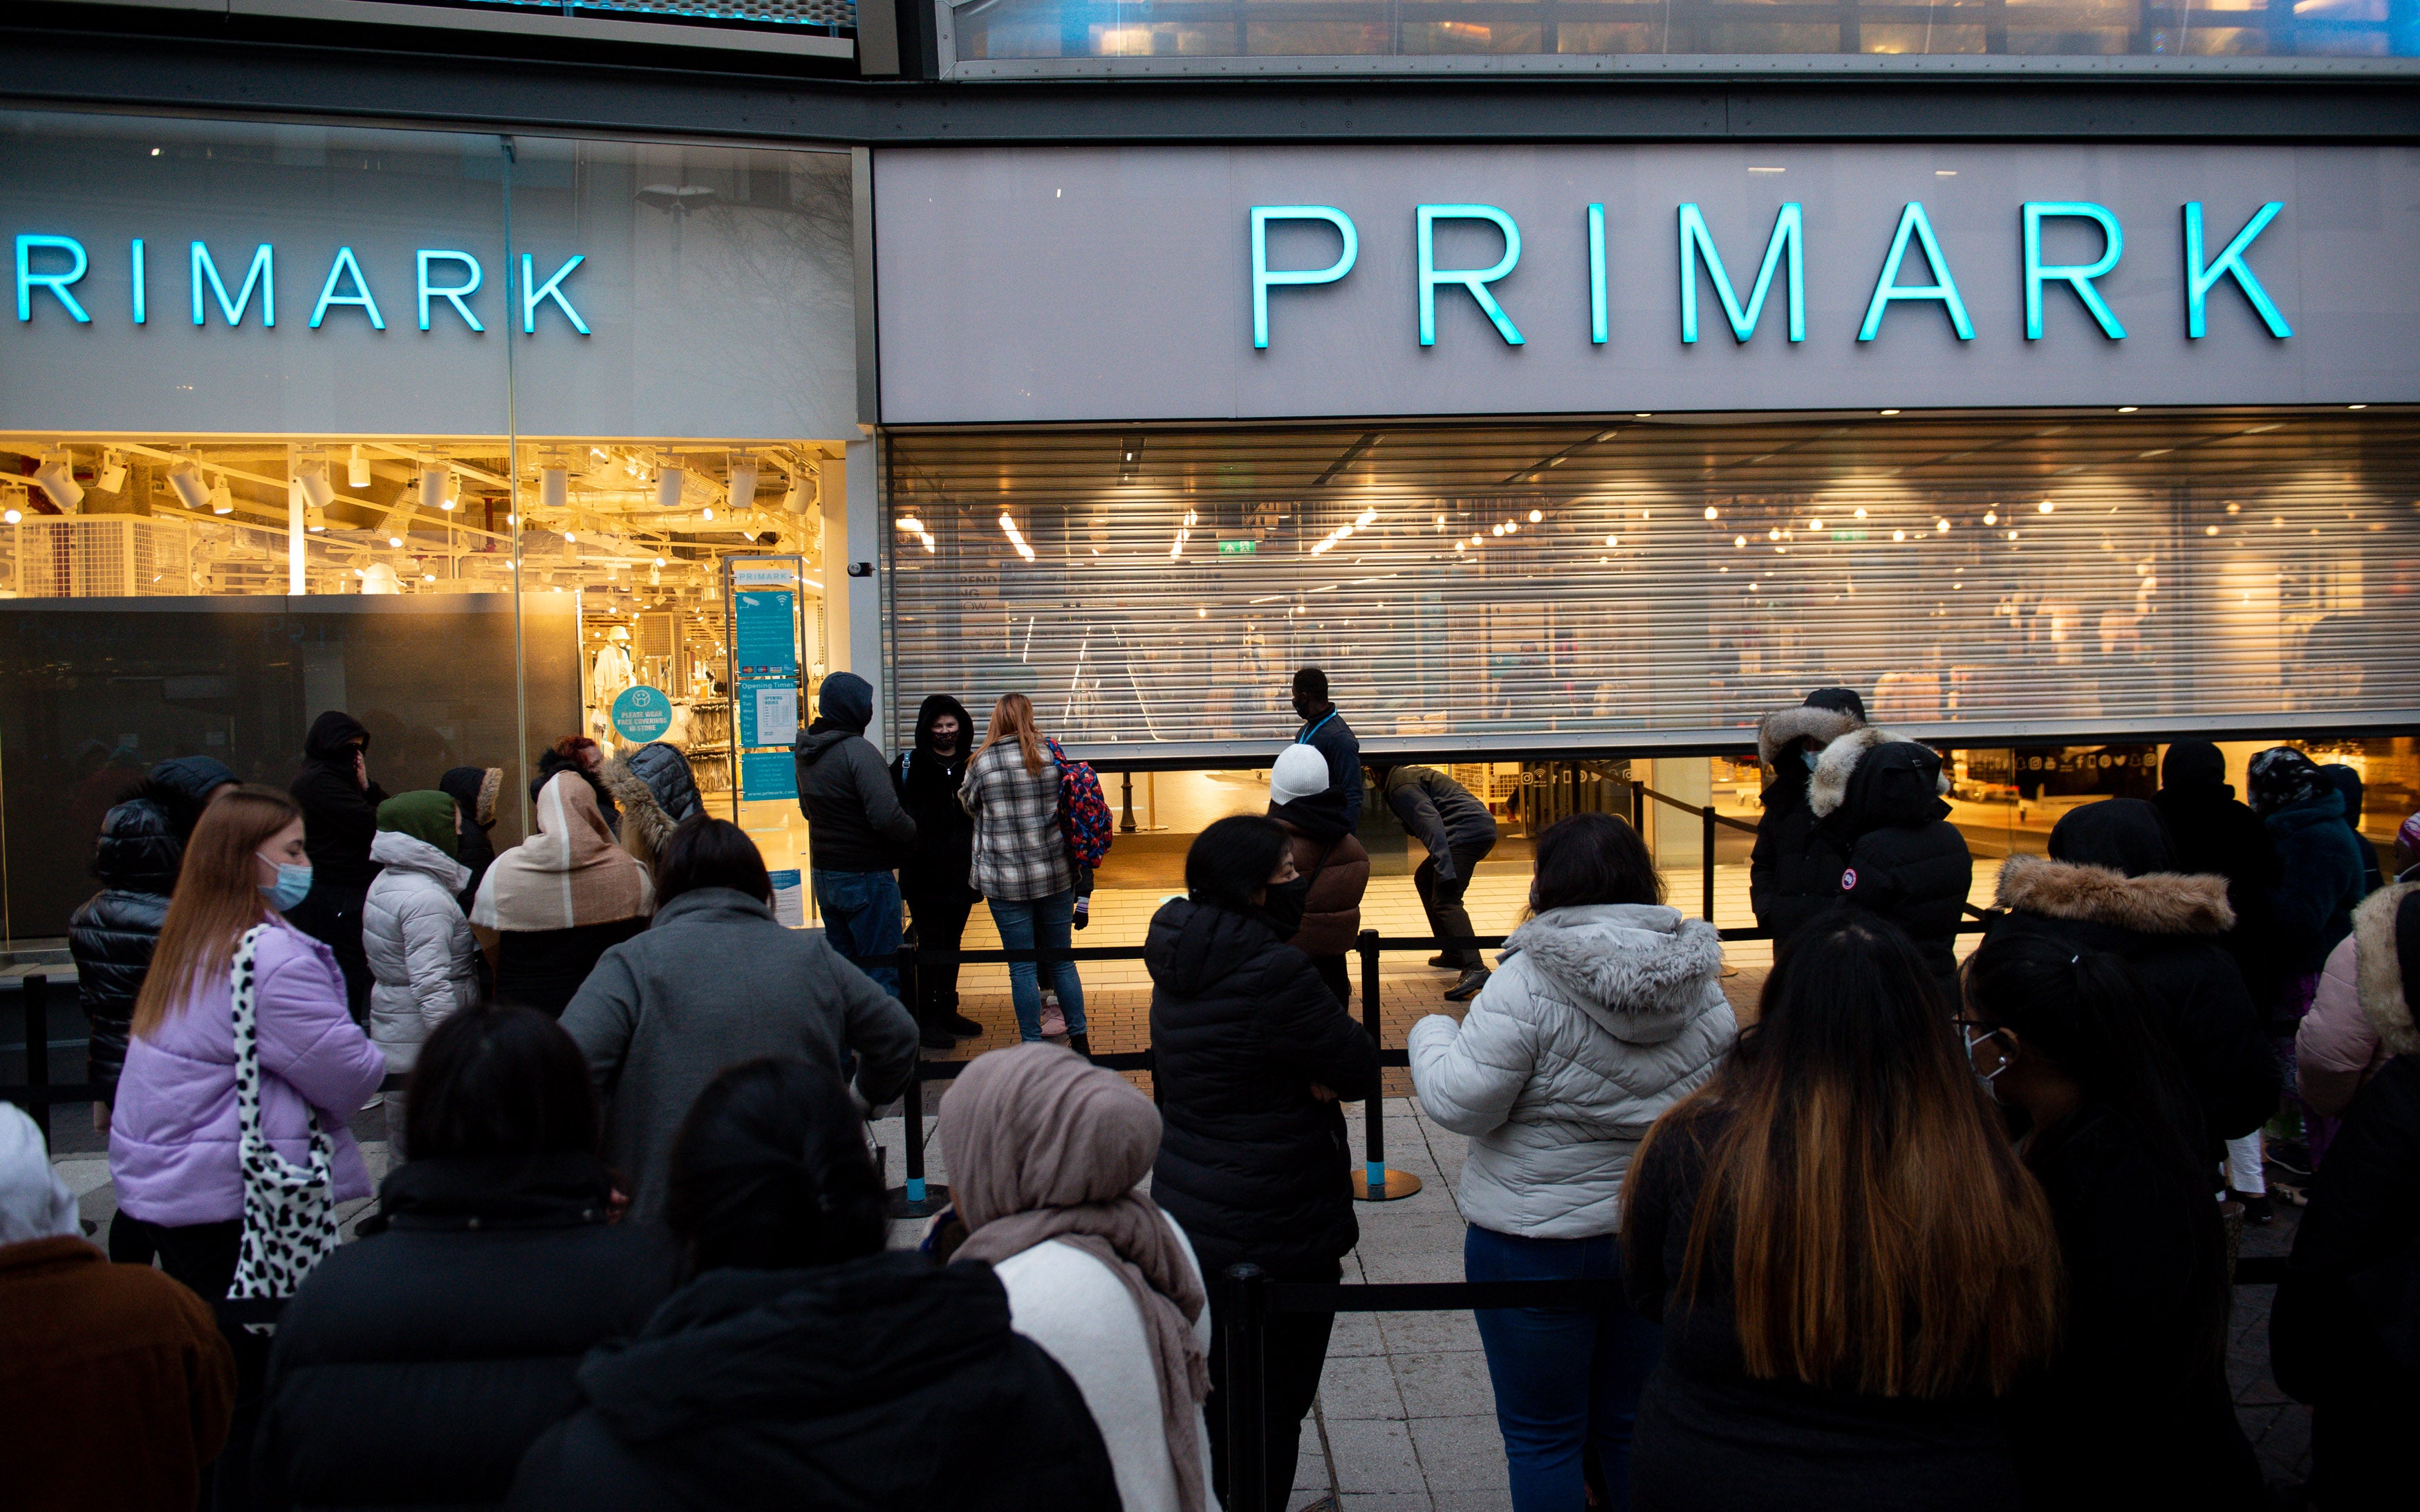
[348,443,373,489]
[207,476,234,515]
[33,447,84,511]
[167,451,210,510]
[95,449,129,494]
[294,451,335,512]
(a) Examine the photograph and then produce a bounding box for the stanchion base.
[886,1181,953,1220]
[1352,1168,1424,1203]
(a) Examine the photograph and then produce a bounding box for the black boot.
[1067,1031,1092,1062]
[1444,967,1491,1002]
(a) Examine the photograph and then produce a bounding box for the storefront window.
[1,110,855,947]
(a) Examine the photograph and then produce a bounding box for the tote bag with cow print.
[226,925,344,1308]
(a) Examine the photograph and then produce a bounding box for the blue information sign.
[609,685,673,743]
[733,592,797,678]
[741,749,797,802]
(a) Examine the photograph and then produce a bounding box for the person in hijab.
[531,736,619,837]
[288,710,391,1020]
[936,1043,1215,1512]
[436,765,503,913]
[894,694,985,1048]
[0,1102,236,1512]
[2320,765,2387,899]
[471,774,653,1018]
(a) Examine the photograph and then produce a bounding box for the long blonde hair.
[132,786,301,1038]
[973,692,1048,776]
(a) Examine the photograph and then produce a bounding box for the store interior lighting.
[348,444,373,489]
[728,456,759,508]
[655,456,686,511]
[33,447,84,510]
[420,465,447,514]
[541,466,570,514]
[207,477,234,515]
[95,449,129,494]
[295,452,335,511]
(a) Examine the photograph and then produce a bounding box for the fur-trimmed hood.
[600,756,677,862]
[1500,903,1726,1041]
[1995,853,2237,937]
[2352,881,2420,1055]
[1807,725,1948,821]
[1757,703,1863,769]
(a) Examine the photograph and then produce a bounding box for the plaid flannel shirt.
[960,741,1074,902]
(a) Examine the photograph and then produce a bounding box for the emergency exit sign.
[1218,538,1257,555]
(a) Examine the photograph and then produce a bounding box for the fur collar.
[2353,881,2420,1055]
[1994,853,2235,936]
[1806,726,1943,819]
[599,758,676,858]
[1501,904,1724,1018]
[1757,704,1862,769]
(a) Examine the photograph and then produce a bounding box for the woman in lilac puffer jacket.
[107,785,388,1305]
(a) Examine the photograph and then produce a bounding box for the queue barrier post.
[1701,802,1718,924]
[1220,1262,1272,1512]
[1353,931,1421,1203]
[23,975,50,1147]
[885,946,950,1220]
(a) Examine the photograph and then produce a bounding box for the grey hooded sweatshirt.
[793,671,916,873]
[1408,903,1737,1239]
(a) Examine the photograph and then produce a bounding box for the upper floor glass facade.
[944,0,2420,68]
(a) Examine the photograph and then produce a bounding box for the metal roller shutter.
[882,409,2420,758]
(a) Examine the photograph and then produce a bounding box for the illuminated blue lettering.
[310,246,385,330]
[131,240,145,325]
[521,253,590,335]
[1249,207,1357,350]
[416,250,485,333]
[1678,203,1803,344]
[1417,205,1523,347]
[1588,204,1608,346]
[2022,203,2126,340]
[1858,203,1973,342]
[16,234,91,323]
[191,241,274,327]
[2184,201,2292,339]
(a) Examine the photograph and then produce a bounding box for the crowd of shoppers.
[17,673,2420,1512]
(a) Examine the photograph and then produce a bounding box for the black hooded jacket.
[1807,729,1973,993]
[794,672,915,874]
[1146,896,1381,1278]
[2152,741,2285,1002]
[1749,702,1866,947]
[1988,799,2280,1157]
[2323,765,2388,898]
[292,711,391,891]
[1292,700,1363,832]
[506,1251,1119,1512]
[2271,1054,2420,1414]
[254,1152,682,1512]
[439,766,502,914]
[67,785,185,1103]
[891,694,978,902]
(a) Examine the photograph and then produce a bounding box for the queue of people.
[13,675,2420,1512]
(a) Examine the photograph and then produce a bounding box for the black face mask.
[1292,693,1321,722]
[1261,876,1312,939]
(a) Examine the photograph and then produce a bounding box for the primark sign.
[873,144,2420,423]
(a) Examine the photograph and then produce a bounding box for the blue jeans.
[1466,1224,1662,1512]
[987,890,1084,1040]
[813,868,903,998]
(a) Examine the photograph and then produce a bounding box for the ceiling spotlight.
[32,447,83,510]
[2038,501,2054,514]
[388,534,403,548]
[727,455,760,507]
[1852,507,1868,520]
[1984,510,1999,525]
[168,453,210,510]
[2116,406,2139,413]
[2,506,19,525]
[1809,519,1824,531]
[655,457,686,512]
[539,465,570,514]
[348,444,373,489]
[95,450,129,494]
[1605,534,1619,547]
[1734,535,1747,548]
[295,453,335,511]
[1893,530,1907,541]
[440,474,460,511]
[208,478,234,515]
[1703,507,1718,520]
[781,477,810,514]
[1527,510,1543,523]
[1879,408,1901,416]
[563,530,577,543]
[700,505,715,523]
[306,507,328,534]
[1491,524,1504,537]
[1505,521,1518,535]
[1936,519,1950,532]
[420,466,447,514]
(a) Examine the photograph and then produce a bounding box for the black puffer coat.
[1989,800,2280,1157]
[1146,896,1381,1277]
[2153,742,2285,1007]
[67,791,181,1104]
[292,711,390,891]
[891,694,978,904]
[624,744,700,826]
[1807,728,1973,996]
[254,1152,681,1512]
[506,1252,1119,1512]
[1749,702,1865,948]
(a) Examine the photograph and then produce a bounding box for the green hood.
[377,790,460,859]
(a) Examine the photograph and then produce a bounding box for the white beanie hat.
[1270,745,1334,808]
[0,1103,79,1247]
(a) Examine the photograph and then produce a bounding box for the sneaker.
[1039,991,1068,1039]
[947,1012,985,1039]
[2267,1141,2314,1182]
[1444,968,1490,1002]
[2231,1190,2275,1226]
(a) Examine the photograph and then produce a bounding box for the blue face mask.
[258,856,313,911]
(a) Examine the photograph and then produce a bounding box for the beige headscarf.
[469,772,653,933]
[942,1043,1211,1512]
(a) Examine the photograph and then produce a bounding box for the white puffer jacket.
[1408,903,1737,1239]
[364,829,480,1074]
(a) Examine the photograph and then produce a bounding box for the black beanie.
[1803,687,1868,723]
